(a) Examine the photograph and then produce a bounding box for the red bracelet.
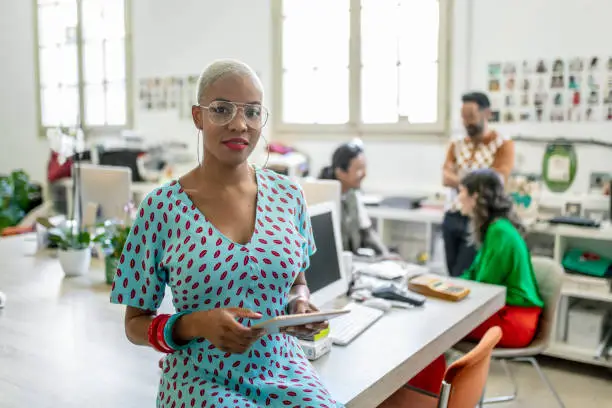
[156,315,173,353]
[148,314,173,353]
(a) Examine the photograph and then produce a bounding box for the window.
[35,0,130,131]
[272,0,450,134]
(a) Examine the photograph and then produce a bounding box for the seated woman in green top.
[458,168,544,348]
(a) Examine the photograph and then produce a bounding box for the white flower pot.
[58,248,92,277]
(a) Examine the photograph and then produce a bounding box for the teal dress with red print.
[110,168,343,408]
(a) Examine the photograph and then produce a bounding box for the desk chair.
[380,326,502,408]
[454,256,565,407]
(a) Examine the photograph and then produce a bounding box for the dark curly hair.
[460,169,524,246]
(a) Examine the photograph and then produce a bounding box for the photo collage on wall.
[138,75,199,119]
[487,57,612,123]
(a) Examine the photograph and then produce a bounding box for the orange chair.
[380,326,502,408]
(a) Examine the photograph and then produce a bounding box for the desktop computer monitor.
[305,201,347,306]
[299,178,342,221]
[77,164,132,222]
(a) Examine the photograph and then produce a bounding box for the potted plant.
[96,221,131,284]
[48,225,97,277]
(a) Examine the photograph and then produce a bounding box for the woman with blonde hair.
[110,59,342,407]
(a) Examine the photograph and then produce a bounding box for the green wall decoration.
[542,139,578,193]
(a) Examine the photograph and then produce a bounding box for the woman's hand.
[179,308,266,354]
[283,297,328,337]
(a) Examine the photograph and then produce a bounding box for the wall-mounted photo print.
[552,59,564,74]
[568,75,580,90]
[536,60,547,73]
[588,74,600,90]
[537,77,546,90]
[522,79,530,91]
[604,89,612,104]
[589,57,599,70]
[588,90,599,105]
[490,110,500,122]
[519,111,531,121]
[585,107,595,121]
[536,107,544,121]
[503,111,515,122]
[550,109,565,122]
[522,60,534,74]
[505,95,515,107]
[505,77,515,91]
[569,58,584,72]
[521,93,529,106]
[503,62,516,75]
[488,79,500,92]
[572,91,581,106]
[606,106,612,120]
[488,63,502,76]
[568,107,581,122]
[534,92,547,107]
[553,93,563,106]
[551,76,565,88]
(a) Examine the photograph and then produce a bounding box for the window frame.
[33,0,133,138]
[270,0,452,138]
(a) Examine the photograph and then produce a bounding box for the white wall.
[131,0,272,165]
[0,0,49,183]
[1,0,611,196]
[467,0,612,193]
[293,0,612,195]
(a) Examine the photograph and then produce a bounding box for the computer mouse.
[362,298,392,312]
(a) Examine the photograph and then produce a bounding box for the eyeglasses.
[198,101,269,129]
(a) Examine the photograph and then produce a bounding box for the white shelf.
[545,342,612,368]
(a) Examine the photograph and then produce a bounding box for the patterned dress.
[110,168,343,408]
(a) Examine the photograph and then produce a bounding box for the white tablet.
[251,310,351,333]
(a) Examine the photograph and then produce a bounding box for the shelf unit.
[368,206,612,368]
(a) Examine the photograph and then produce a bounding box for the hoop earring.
[261,133,270,168]
[196,129,202,167]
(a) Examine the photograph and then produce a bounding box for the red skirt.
[466,305,541,348]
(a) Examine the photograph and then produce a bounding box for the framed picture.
[563,202,583,217]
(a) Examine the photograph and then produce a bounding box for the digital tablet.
[251,310,351,333]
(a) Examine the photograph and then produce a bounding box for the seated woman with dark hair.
[319,141,398,259]
[458,168,544,347]
[380,169,545,407]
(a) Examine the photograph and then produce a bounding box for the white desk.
[0,235,505,408]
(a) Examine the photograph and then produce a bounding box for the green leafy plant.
[97,222,131,259]
[48,226,99,251]
[0,169,41,232]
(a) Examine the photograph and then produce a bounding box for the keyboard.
[548,215,601,228]
[329,302,385,346]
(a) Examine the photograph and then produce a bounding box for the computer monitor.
[299,178,342,221]
[305,201,347,306]
[77,164,132,222]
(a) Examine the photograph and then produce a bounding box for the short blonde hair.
[195,59,262,104]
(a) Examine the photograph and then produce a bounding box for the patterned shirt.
[444,130,515,211]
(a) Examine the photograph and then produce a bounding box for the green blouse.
[460,218,544,308]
